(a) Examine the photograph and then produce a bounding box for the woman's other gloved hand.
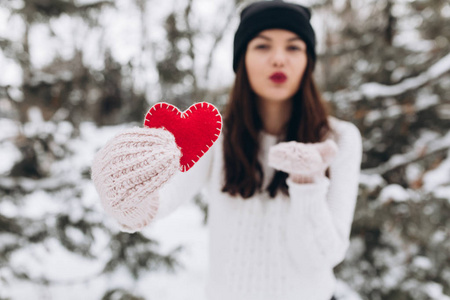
[268,139,338,184]
[91,127,181,232]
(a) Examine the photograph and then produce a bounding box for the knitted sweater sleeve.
[154,142,214,221]
[285,120,362,268]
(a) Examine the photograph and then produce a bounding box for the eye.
[255,44,269,50]
[287,45,304,51]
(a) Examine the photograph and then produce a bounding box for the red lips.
[269,72,287,83]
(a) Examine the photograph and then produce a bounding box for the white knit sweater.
[155,116,362,300]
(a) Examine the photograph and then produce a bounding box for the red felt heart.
[144,102,222,172]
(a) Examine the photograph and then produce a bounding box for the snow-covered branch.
[360,52,450,99]
[363,132,450,175]
[332,52,450,102]
[0,176,79,192]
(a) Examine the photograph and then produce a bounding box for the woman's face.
[245,29,308,104]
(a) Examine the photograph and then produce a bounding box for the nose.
[271,47,286,67]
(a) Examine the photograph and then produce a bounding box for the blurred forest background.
[0,0,449,299]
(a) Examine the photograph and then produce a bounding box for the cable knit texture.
[91,127,181,232]
[153,116,362,300]
[268,139,339,183]
[92,116,362,299]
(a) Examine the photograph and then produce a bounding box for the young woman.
[92,1,362,300]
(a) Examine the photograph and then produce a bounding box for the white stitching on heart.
[144,101,222,172]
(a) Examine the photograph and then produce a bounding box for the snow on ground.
[138,201,209,300]
[4,197,208,300]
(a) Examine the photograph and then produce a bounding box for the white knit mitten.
[91,127,181,232]
[268,139,338,184]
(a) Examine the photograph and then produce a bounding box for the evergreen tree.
[1,0,449,298]
[313,0,450,298]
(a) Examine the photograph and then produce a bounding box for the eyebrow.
[254,34,303,42]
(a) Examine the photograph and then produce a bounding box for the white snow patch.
[23,119,57,137]
[0,140,22,174]
[389,154,409,167]
[386,105,402,118]
[412,256,432,270]
[28,24,57,68]
[431,230,447,245]
[415,92,439,111]
[0,198,19,218]
[10,237,108,282]
[0,7,10,32]
[424,282,450,300]
[27,106,44,123]
[53,121,74,145]
[379,184,410,203]
[442,3,450,18]
[394,31,434,52]
[0,233,19,251]
[334,279,363,300]
[0,52,23,86]
[383,265,407,290]
[21,190,60,218]
[359,173,386,191]
[345,237,365,262]
[405,164,423,185]
[1,13,25,43]
[433,186,450,203]
[48,14,77,61]
[364,110,382,126]
[422,152,450,191]
[413,130,441,150]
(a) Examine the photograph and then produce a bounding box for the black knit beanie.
[233,0,316,73]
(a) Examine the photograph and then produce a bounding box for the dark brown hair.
[222,52,331,198]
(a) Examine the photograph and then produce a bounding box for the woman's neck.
[257,99,292,136]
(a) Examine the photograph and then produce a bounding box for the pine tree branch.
[359,52,450,99]
[363,133,450,175]
[331,52,450,102]
[9,267,104,286]
[0,176,77,193]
